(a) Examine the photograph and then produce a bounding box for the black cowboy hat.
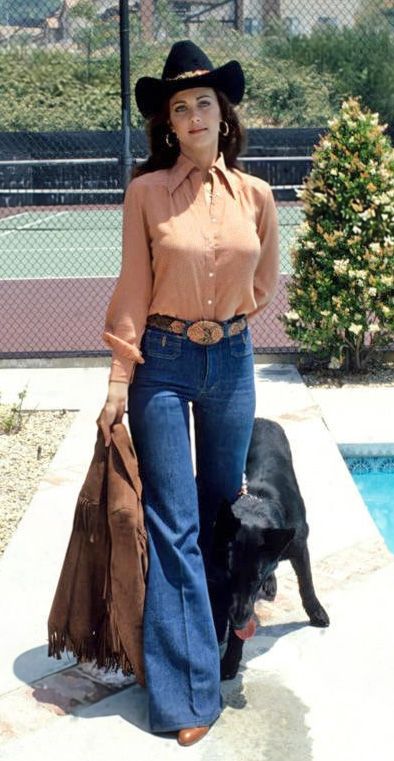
[135,40,245,119]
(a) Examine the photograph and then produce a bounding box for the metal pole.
[234,0,244,32]
[119,0,133,192]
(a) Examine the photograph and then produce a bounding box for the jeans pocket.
[229,330,253,358]
[144,328,183,360]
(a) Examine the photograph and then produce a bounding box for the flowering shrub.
[283,97,394,371]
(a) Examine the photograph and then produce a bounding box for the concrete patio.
[0,362,393,761]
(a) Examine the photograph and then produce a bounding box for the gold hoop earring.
[219,120,230,137]
[165,131,178,148]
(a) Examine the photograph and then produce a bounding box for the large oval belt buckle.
[186,320,224,345]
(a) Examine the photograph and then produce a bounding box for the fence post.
[119,0,133,192]
[235,0,244,32]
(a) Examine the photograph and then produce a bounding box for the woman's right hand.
[96,382,128,447]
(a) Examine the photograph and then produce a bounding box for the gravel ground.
[0,409,76,557]
[300,361,394,388]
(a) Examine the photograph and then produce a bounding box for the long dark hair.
[132,89,247,178]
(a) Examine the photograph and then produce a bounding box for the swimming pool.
[343,453,394,554]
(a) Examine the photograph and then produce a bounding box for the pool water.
[344,456,394,554]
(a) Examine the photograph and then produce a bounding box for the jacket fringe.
[47,624,136,678]
[47,628,99,665]
[72,495,102,543]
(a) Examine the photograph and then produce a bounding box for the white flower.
[328,356,341,369]
[352,226,362,234]
[285,310,300,322]
[359,208,375,220]
[297,221,310,235]
[349,323,363,335]
[369,324,380,333]
[368,287,377,297]
[375,193,391,205]
[333,259,349,275]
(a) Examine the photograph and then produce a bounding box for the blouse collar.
[167,151,237,199]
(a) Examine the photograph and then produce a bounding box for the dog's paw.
[308,602,330,628]
[220,629,244,680]
[259,573,277,602]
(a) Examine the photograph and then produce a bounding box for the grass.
[0,387,29,434]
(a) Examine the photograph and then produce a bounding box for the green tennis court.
[0,205,304,279]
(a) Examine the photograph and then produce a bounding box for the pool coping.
[339,442,394,456]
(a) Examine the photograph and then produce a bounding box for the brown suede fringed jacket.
[47,422,147,687]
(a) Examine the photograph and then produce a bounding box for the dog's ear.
[260,528,295,561]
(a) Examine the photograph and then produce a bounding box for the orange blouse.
[103,151,279,383]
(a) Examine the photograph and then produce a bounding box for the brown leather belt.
[146,313,248,345]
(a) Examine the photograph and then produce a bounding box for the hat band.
[164,69,210,82]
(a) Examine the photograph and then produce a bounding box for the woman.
[97,40,279,745]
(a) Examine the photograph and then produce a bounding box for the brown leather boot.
[177,726,209,746]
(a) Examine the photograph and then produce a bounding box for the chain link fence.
[0,0,393,361]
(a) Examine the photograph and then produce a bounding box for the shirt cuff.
[103,331,144,383]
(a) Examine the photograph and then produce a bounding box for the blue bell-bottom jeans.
[127,320,256,733]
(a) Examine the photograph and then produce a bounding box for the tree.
[283,97,394,372]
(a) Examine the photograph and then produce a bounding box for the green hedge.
[265,19,394,125]
[1,17,394,131]
[0,50,120,131]
[0,44,337,131]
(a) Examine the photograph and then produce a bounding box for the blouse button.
[208,272,214,277]
[207,299,213,305]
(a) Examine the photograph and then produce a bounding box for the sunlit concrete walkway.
[0,363,393,761]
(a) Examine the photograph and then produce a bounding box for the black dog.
[210,417,330,680]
